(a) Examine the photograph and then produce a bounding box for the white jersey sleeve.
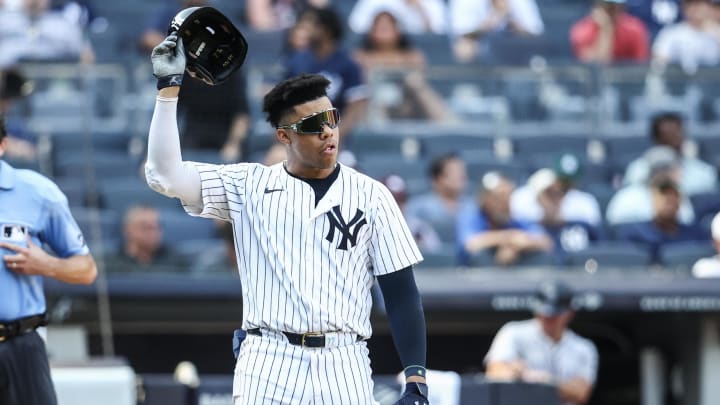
[182,162,249,222]
[369,182,423,276]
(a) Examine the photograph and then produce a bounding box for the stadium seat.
[56,178,103,208]
[421,134,495,159]
[241,30,286,68]
[417,245,457,269]
[70,207,121,254]
[601,135,651,170]
[468,250,554,268]
[465,158,529,185]
[690,191,720,221]
[100,177,185,214]
[159,211,218,245]
[511,134,589,169]
[565,242,651,268]
[697,135,720,165]
[357,154,430,195]
[347,133,420,161]
[54,150,140,180]
[660,241,715,270]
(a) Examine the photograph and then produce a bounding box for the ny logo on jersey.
[325,206,367,250]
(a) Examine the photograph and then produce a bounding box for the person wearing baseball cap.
[570,0,650,63]
[692,212,720,277]
[615,175,709,264]
[484,280,598,405]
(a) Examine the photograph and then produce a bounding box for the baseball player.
[146,34,429,404]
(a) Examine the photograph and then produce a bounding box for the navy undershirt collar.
[285,163,341,206]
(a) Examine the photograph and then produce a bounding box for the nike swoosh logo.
[264,188,284,194]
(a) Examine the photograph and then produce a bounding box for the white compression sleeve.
[145,96,202,206]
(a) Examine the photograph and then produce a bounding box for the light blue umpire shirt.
[0,160,89,321]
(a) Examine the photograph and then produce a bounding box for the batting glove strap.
[395,382,429,405]
[156,74,184,90]
[403,365,427,379]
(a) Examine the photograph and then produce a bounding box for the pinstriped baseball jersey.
[183,161,422,337]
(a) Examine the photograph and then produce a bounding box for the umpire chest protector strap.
[169,6,248,86]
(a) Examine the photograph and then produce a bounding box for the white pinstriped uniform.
[182,161,423,404]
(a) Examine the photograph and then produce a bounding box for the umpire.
[0,116,97,404]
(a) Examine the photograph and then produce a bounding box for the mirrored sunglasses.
[278,108,340,135]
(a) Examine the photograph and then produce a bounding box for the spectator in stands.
[485,280,598,405]
[285,7,368,136]
[693,212,720,277]
[626,0,682,39]
[246,0,328,32]
[570,0,650,64]
[0,0,92,67]
[0,68,36,162]
[353,10,456,122]
[383,174,443,253]
[616,176,708,264]
[349,0,448,34]
[510,155,603,261]
[105,205,188,272]
[652,0,720,73]
[192,220,237,274]
[607,145,695,225]
[624,112,717,196]
[457,172,553,266]
[140,0,251,162]
[449,0,544,62]
[511,155,602,229]
[405,153,472,231]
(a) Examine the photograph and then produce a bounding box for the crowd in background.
[0,0,719,277]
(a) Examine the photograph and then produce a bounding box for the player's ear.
[276,129,291,145]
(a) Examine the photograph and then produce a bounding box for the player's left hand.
[395,382,429,405]
[1,235,52,276]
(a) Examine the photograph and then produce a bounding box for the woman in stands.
[353,10,456,122]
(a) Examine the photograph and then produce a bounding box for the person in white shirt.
[510,155,602,229]
[652,0,720,73]
[349,0,448,34]
[449,0,543,38]
[692,212,720,277]
[485,280,598,405]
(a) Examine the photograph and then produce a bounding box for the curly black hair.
[262,73,331,128]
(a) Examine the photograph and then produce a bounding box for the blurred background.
[5,0,720,404]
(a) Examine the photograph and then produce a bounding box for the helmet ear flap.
[168,6,248,86]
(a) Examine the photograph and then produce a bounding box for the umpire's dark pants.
[0,331,57,405]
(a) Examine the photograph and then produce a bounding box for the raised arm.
[144,34,202,206]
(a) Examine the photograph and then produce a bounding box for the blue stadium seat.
[465,158,530,185]
[660,241,715,270]
[159,211,218,245]
[416,245,457,269]
[54,151,140,180]
[421,135,494,159]
[469,250,554,268]
[690,191,720,221]
[511,134,589,171]
[565,242,651,267]
[407,34,455,66]
[601,135,651,170]
[56,178,103,208]
[70,207,121,254]
[100,177,185,214]
[347,133,420,160]
[241,30,286,68]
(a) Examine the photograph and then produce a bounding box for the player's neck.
[284,161,338,179]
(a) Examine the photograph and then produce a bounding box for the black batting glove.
[395,382,429,405]
[151,33,186,90]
